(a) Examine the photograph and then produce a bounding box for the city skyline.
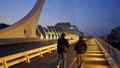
[0,0,120,36]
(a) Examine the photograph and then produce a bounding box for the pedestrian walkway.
[11,39,110,68]
[83,39,110,68]
[68,39,110,68]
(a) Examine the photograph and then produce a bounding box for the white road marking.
[68,57,76,68]
[48,57,58,64]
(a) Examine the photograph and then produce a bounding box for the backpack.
[74,42,87,54]
[62,45,68,52]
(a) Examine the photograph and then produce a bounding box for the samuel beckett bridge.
[0,0,120,68]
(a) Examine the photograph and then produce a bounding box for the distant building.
[36,25,44,35]
[36,25,47,39]
[55,22,83,39]
[111,26,120,42]
[37,22,83,40]
[55,22,82,35]
[55,23,71,32]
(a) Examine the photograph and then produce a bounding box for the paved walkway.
[11,39,110,68]
[83,39,110,68]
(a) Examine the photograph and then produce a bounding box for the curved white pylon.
[0,0,45,38]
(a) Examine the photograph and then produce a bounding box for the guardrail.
[0,38,41,45]
[0,40,77,68]
[94,37,120,68]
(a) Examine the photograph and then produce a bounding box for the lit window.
[70,27,73,29]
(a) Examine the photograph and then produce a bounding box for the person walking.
[57,33,69,68]
[74,36,87,68]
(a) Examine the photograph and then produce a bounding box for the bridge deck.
[83,39,110,68]
[11,39,110,68]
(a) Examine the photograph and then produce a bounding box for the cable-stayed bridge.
[0,0,120,68]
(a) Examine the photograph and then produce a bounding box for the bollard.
[55,47,57,51]
[25,53,30,63]
[39,49,43,57]
[49,47,51,53]
[2,59,8,68]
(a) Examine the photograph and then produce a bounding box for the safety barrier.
[0,38,40,45]
[94,37,120,68]
[0,40,77,68]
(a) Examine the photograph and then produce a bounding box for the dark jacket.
[74,39,87,54]
[57,37,69,54]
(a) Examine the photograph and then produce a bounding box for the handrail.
[0,40,77,68]
[94,37,120,68]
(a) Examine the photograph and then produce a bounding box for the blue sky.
[0,0,120,36]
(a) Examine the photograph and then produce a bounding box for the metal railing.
[0,40,77,68]
[94,37,120,68]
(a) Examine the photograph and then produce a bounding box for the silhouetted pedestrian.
[74,36,87,68]
[57,33,69,68]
